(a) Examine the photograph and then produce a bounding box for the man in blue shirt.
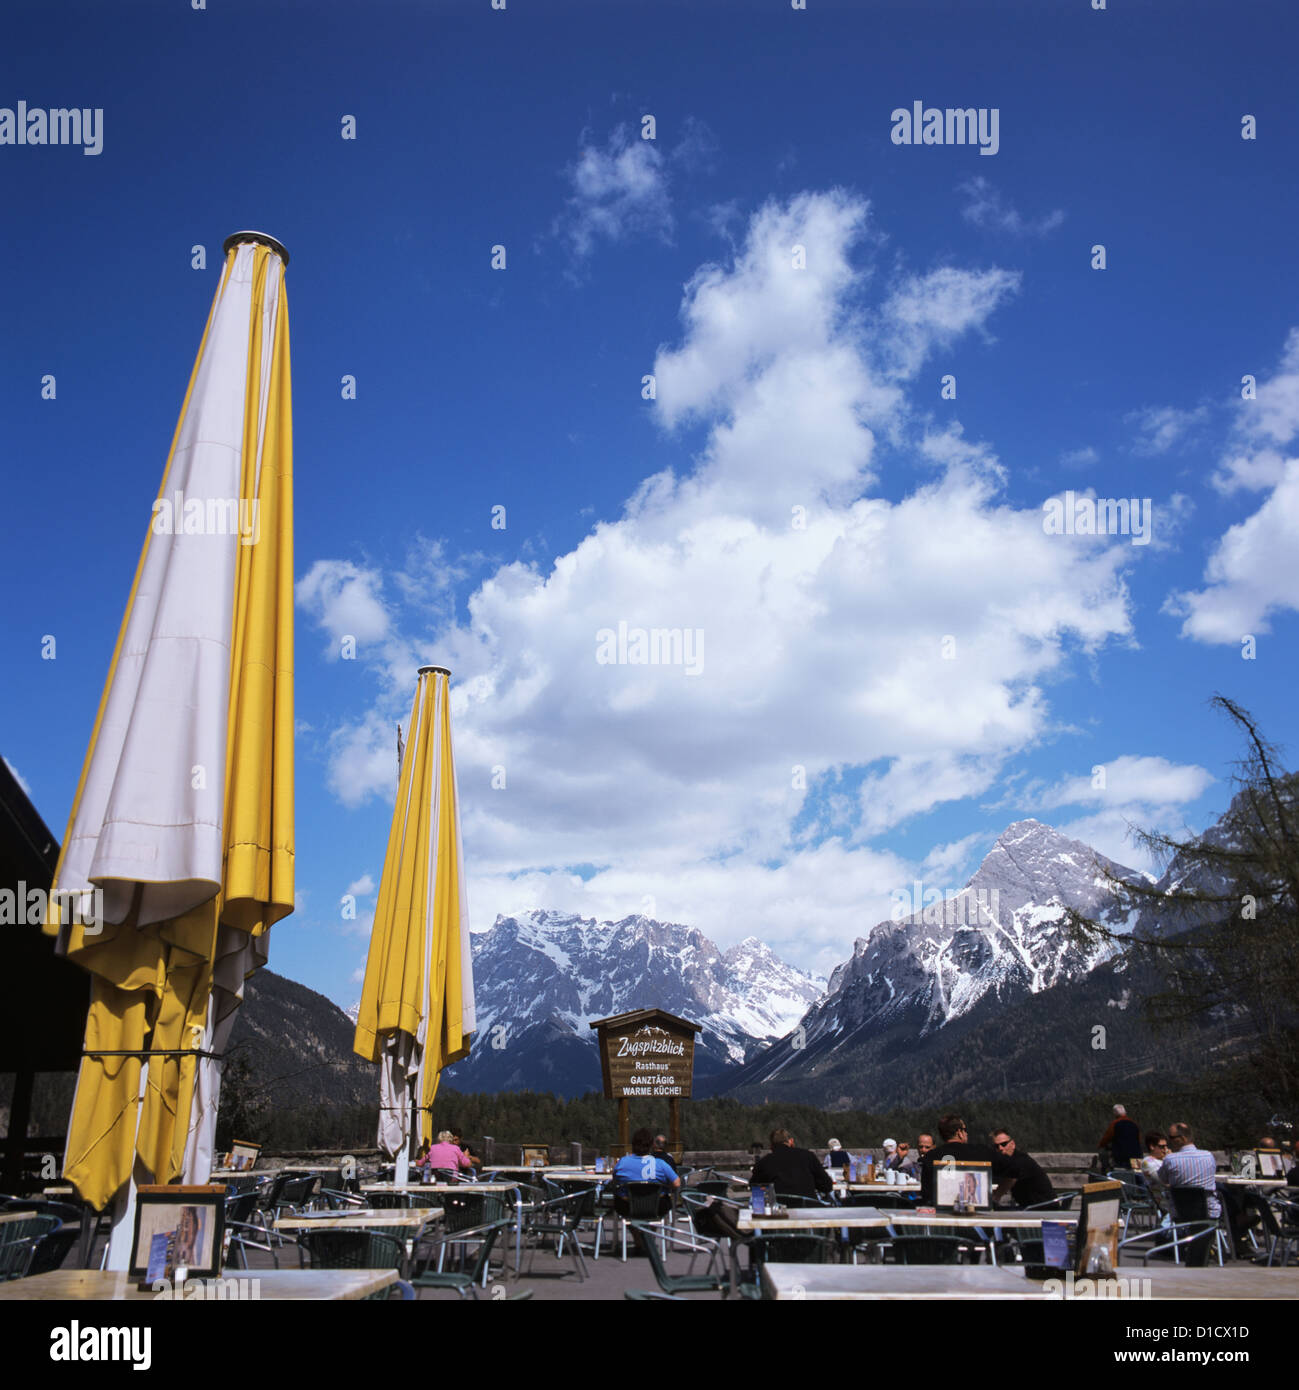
[611,1127,680,1217]
[1157,1121,1221,1218]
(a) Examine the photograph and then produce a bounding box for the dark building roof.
[0,757,87,1073]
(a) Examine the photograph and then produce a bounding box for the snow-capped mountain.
[442,910,824,1097]
[723,819,1148,1100]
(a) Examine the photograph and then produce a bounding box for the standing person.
[1098,1104,1141,1169]
[989,1127,1056,1208]
[1141,1132,1169,1180]
[751,1129,834,1200]
[918,1114,1013,1205]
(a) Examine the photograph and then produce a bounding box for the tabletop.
[761,1264,1052,1300]
[272,1209,438,1231]
[0,1269,398,1301]
[363,1181,520,1195]
[0,1210,37,1226]
[738,1204,1078,1233]
[1217,1176,1290,1187]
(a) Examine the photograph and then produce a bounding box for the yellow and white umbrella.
[44,232,294,1260]
[353,666,475,1178]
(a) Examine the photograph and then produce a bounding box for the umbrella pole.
[104,1057,149,1270]
[394,1075,413,1185]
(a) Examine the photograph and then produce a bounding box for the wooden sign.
[590,1009,698,1100]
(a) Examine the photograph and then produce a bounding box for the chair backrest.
[297,1229,404,1271]
[888,1234,966,1266]
[1169,1187,1209,1223]
[774,1191,831,1209]
[750,1233,836,1265]
[621,1182,668,1221]
[26,1225,79,1277]
[225,1190,261,1225]
[694,1179,730,1198]
[443,1193,487,1234]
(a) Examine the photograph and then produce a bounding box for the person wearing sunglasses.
[989,1128,1055,1209]
[1141,1132,1169,1181]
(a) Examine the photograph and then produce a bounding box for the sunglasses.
[993,1139,1012,1148]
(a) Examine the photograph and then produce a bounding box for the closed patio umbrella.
[43,232,295,1263]
[353,666,476,1180]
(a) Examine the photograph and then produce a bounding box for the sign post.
[589,1009,700,1162]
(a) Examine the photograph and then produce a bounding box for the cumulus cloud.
[1036,755,1214,810]
[346,874,376,897]
[555,124,672,259]
[296,560,390,657]
[958,177,1064,237]
[1168,330,1299,642]
[299,191,1139,965]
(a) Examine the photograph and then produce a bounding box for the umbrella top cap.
[418,665,451,679]
[223,231,290,266]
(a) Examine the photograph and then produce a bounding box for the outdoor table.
[761,1263,1054,1300]
[1217,1176,1289,1187]
[734,1204,1079,1288]
[274,1208,438,1278]
[0,1268,396,1300]
[0,1210,37,1225]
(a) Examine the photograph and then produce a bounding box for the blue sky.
[3,0,1298,1002]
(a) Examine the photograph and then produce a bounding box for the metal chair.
[1250,1193,1299,1267]
[614,1181,672,1262]
[0,1215,62,1280]
[411,1220,512,1299]
[627,1221,734,1297]
[296,1229,410,1298]
[1169,1187,1227,1266]
[519,1190,589,1282]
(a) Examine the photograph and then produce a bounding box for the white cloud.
[1169,331,1299,642]
[1060,446,1098,469]
[1036,755,1214,810]
[346,874,376,897]
[958,177,1064,237]
[1126,404,1209,457]
[296,560,390,656]
[300,191,1139,968]
[556,124,672,259]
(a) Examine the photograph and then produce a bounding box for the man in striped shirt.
[1158,1121,1221,1217]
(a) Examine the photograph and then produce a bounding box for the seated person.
[919,1114,1013,1205]
[420,1130,475,1176]
[751,1129,834,1200]
[1289,1139,1299,1188]
[825,1138,850,1170]
[989,1127,1055,1208]
[1141,1132,1168,1180]
[449,1128,482,1170]
[611,1127,680,1217]
[889,1141,918,1179]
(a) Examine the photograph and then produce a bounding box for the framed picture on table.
[1076,1180,1123,1277]
[130,1185,226,1286]
[227,1140,261,1172]
[934,1160,991,1211]
[520,1144,550,1168]
[1256,1149,1286,1178]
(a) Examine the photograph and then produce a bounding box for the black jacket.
[751,1145,834,1199]
[918,1142,1012,1204]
